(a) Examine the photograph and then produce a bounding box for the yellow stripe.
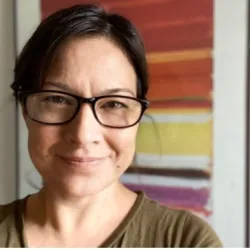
[136,122,212,156]
[146,48,212,63]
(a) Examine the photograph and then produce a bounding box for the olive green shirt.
[0,192,222,247]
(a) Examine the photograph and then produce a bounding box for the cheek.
[108,126,138,166]
[27,122,59,159]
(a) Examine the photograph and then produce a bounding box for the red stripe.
[42,0,213,52]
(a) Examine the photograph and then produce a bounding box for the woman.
[0,4,222,247]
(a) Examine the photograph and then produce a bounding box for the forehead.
[46,36,137,96]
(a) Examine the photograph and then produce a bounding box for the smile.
[56,155,107,169]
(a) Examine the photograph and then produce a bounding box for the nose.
[63,103,102,146]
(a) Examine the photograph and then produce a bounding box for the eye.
[101,101,128,109]
[44,95,70,105]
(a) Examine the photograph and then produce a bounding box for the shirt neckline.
[18,191,145,247]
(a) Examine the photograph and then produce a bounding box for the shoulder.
[137,196,222,247]
[0,200,17,222]
[179,209,222,247]
[0,200,21,247]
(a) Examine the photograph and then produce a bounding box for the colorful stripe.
[124,183,209,208]
[121,173,210,189]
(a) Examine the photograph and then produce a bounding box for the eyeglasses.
[19,90,150,128]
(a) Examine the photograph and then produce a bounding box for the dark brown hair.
[11,4,149,100]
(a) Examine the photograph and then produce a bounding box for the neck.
[25,182,137,237]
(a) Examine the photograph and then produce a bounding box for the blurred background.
[0,0,248,247]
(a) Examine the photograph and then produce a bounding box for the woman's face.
[24,37,139,197]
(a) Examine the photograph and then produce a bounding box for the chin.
[44,172,118,198]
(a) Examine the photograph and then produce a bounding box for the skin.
[22,36,140,247]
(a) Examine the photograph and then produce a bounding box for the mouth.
[56,155,107,167]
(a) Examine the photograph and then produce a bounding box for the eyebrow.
[44,81,73,92]
[44,81,136,97]
[100,88,135,97]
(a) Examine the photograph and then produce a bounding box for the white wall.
[212,0,248,247]
[15,0,42,198]
[0,1,16,204]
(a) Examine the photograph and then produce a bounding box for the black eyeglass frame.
[18,90,150,129]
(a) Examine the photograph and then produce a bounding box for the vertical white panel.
[15,0,42,198]
[213,0,248,247]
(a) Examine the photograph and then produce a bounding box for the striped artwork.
[41,0,214,222]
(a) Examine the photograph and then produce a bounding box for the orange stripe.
[148,58,212,76]
[147,49,211,63]
[148,75,212,99]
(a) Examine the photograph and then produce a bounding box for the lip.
[57,155,106,164]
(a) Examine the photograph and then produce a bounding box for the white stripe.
[121,173,210,189]
[141,113,212,123]
[134,154,211,169]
